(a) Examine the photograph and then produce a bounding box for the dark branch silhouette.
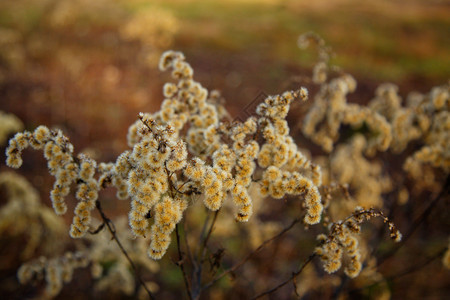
[94,200,155,300]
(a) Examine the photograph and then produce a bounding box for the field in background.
[154,0,449,81]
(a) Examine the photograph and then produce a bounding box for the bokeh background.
[0,0,449,299]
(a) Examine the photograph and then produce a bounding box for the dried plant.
[2,31,449,299]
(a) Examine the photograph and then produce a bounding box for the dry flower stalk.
[4,38,447,298]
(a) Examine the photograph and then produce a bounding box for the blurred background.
[0,0,449,299]
[1,0,448,157]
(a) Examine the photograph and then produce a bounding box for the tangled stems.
[167,212,309,298]
[201,216,304,292]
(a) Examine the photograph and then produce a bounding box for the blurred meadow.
[1,0,448,155]
[0,0,449,299]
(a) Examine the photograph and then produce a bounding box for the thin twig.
[95,200,155,300]
[202,217,303,291]
[293,275,300,298]
[200,210,220,263]
[182,217,196,269]
[251,253,317,299]
[191,210,220,299]
[197,210,211,256]
[331,275,348,300]
[176,224,193,300]
[88,222,105,235]
[187,210,219,298]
